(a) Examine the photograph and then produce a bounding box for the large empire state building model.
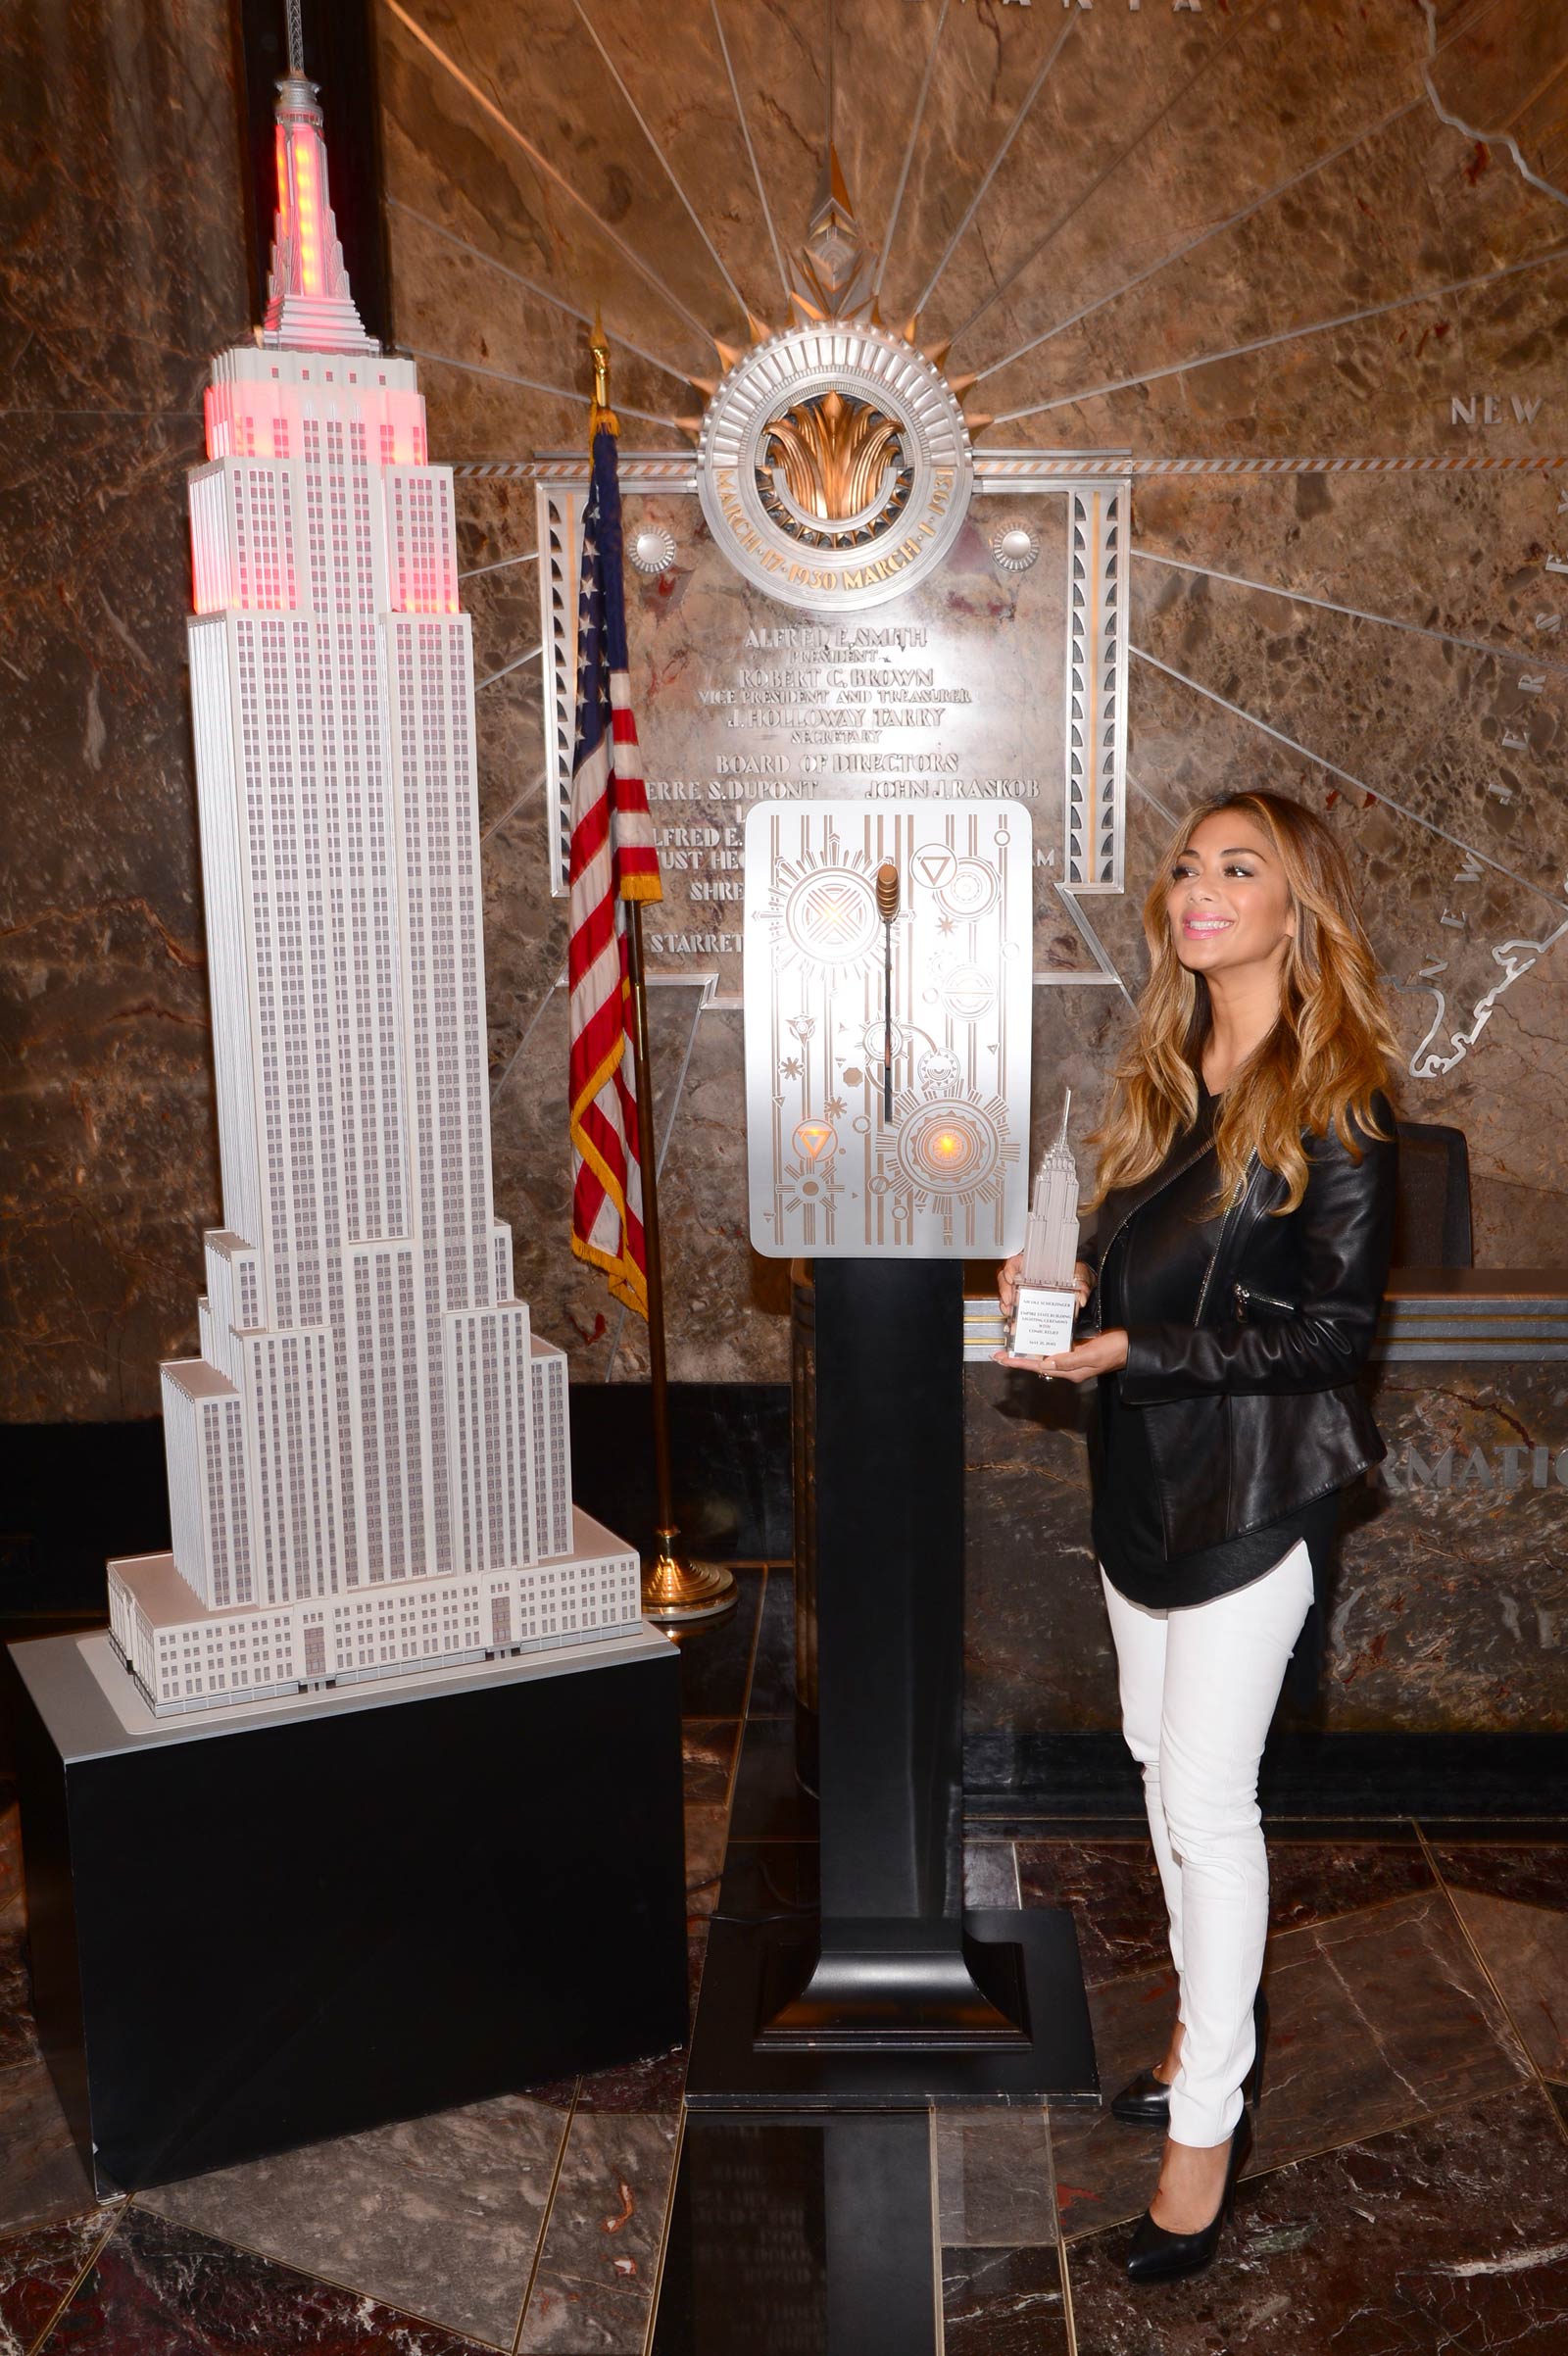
[108,67,639,1716]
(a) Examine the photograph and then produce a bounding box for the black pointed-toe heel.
[1109,2067,1175,2126]
[1125,2108,1253,2284]
[1109,1987,1269,2130]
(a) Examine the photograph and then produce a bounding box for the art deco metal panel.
[742,799,1033,1259]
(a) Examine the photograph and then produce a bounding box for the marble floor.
[0,1571,1564,2352]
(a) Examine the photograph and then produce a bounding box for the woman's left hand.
[994,1328,1130,1383]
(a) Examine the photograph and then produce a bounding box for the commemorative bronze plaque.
[531,163,1130,1003]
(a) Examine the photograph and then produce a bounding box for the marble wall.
[375,0,1568,1391]
[965,1354,1568,1737]
[0,0,248,1418]
[6,0,1568,1442]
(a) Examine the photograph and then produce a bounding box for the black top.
[1090,1081,1343,1614]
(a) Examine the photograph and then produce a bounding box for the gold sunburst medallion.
[758,389,910,548]
[691,151,981,612]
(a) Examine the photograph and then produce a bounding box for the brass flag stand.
[625,895,735,1625]
[590,319,735,1627]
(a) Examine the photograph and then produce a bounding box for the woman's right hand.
[998,1253,1023,1317]
[998,1256,1097,1314]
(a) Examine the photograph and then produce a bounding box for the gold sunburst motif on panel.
[690,152,984,609]
[761,389,904,525]
[682,148,991,442]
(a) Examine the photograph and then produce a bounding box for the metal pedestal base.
[685,1906,1098,2109]
[684,1259,1098,2110]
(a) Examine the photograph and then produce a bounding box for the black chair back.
[1392,1119,1472,1268]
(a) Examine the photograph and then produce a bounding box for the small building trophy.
[1009,1090,1081,1357]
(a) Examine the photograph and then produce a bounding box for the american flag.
[567,422,662,1315]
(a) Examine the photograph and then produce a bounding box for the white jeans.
[1099,1542,1315,2147]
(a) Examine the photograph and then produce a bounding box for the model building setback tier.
[108,1506,641,1719]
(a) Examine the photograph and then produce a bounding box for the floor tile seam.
[1038,2090,1066,2271]
[733,1571,769,1745]
[1415,1820,1566,2133]
[1054,2070,1547,2246]
[1250,1878,1448,1953]
[1413,1822,1568,1842]
[138,2129,553,2220]
[1258,1813,1423,1829]
[934,2105,1061,2256]
[1415,1879,1568,1925]
[117,2193,519,2355]
[700,1577,774,1943]
[1049,1880,1449,2008]
[1275,1895,1439,1966]
[928,2109,946,2356]
[1055,2225,1080,2356]
[24,2202,124,2356]
[513,2084,582,2356]
[964,1820,1148,1839]
[639,2104,687,2356]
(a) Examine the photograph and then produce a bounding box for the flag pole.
[589,319,735,1625]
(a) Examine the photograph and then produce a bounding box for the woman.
[998,788,1399,2283]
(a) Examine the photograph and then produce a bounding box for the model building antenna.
[262,13,376,355]
[1055,1087,1071,1154]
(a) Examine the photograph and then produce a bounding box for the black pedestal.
[686,1260,1097,2107]
[5,1628,687,2192]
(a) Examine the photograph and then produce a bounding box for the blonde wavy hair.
[1082,790,1399,1219]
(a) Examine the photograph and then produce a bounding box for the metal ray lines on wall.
[994,241,1568,427]
[873,0,948,302]
[379,0,727,345]
[570,0,755,319]
[909,10,1081,324]
[407,345,683,430]
[956,0,1517,371]
[948,0,1270,355]
[969,92,1425,386]
[1130,640,1568,915]
[710,0,790,306]
[1132,547,1568,680]
[388,198,699,388]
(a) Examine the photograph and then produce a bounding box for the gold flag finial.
[588,306,619,442]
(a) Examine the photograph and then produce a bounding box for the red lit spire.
[262,26,376,355]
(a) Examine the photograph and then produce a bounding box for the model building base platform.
[3,1623,686,2193]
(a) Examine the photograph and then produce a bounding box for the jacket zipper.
[1193,1151,1261,1325]
[1233,1281,1297,1317]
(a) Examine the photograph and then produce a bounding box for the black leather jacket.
[1077,1085,1398,1556]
